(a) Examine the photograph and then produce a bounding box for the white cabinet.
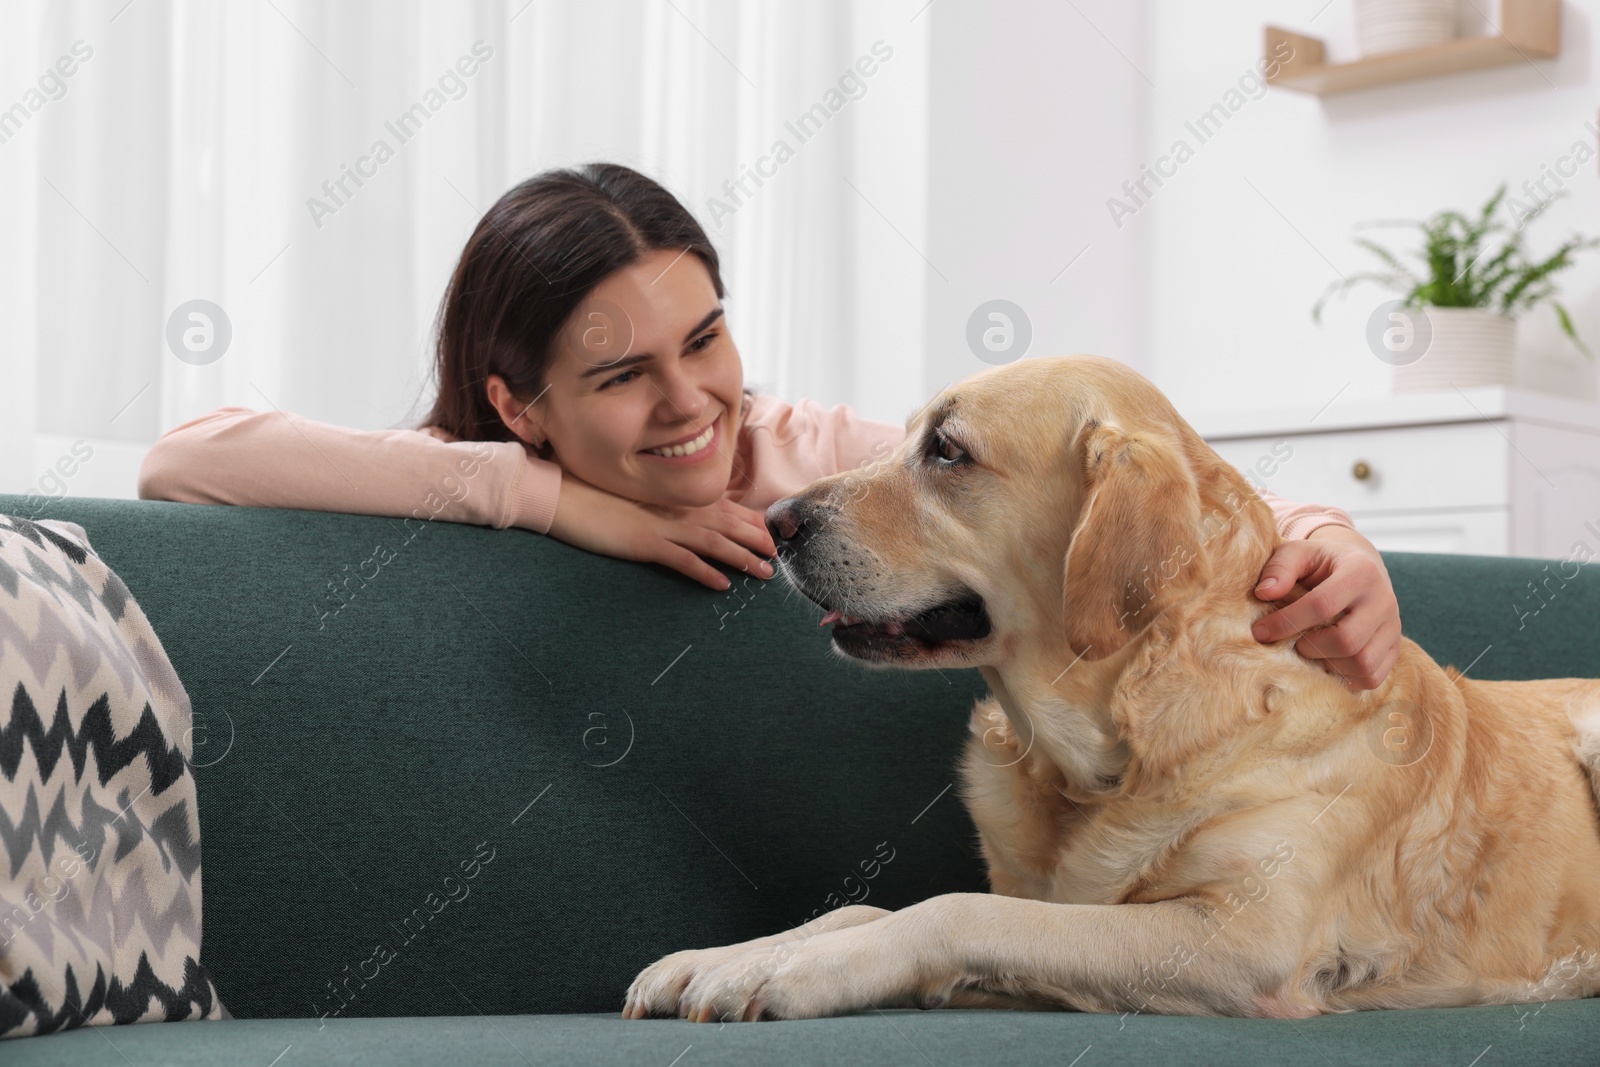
[1190,389,1600,559]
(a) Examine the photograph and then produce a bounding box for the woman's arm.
[137,407,562,532]
[1256,485,1356,540]
[141,407,775,591]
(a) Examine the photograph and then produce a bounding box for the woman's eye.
[598,334,715,391]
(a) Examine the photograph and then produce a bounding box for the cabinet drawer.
[1206,423,1510,513]
[1344,509,1509,555]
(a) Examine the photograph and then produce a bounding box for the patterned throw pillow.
[0,514,221,1038]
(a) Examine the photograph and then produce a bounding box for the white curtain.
[0,0,930,501]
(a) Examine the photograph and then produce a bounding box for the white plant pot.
[1352,0,1458,57]
[1392,307,1516,393]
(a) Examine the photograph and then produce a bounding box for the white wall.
[1141,0,1600,423]
[922,0,1152,400]
[9,0,1598,507]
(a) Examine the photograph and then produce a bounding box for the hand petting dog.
[1251,524,1402,691]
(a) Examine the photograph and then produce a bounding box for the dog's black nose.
[766,497,815,555]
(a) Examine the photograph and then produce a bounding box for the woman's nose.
[656,363,709,419]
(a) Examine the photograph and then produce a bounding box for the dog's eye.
[928,429,970,467]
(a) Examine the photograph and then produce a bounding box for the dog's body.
[623,355,1600,1021]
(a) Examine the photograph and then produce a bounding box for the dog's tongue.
[819,609,843,627]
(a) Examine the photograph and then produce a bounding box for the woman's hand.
[547,476,776,591]
[1250,525,1402,690]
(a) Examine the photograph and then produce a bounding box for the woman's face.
[514,248,744,509]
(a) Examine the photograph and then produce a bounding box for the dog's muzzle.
[766,495,992,661]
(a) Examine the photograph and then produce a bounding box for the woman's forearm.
[137,406,562,533]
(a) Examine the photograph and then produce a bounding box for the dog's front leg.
[709,891,1310,1021]
[911,892,1312,1018]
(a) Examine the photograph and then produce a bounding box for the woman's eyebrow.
[682,306,724,343]
[579,353,649,380]
[578,307,725,379]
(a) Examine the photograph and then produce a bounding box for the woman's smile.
[640,415,721,464]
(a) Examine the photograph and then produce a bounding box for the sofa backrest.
[4,495,1597,1019]
[4,497,994,1019]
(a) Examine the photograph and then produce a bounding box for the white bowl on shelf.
[1353,0,1459,57]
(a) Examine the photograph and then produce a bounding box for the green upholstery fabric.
[1382,550,1600,682]
[2,497,991,1022]
[4,495,1597,1063]
[7,1003,1599,1067]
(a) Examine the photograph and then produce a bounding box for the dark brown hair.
[425,163,729,444]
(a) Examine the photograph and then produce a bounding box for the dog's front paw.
[676,941,801,1023]
[678,928,925,1022]
[624,945,741,1020]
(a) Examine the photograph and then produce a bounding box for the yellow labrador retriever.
[622,355,1600,1022]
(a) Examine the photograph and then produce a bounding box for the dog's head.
[766,355,1278,675]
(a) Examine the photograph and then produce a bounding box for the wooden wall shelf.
[1265,0,1559,96]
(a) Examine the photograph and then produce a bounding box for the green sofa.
[6,494,1598,1066]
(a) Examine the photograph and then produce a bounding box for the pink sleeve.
[800,399,908,475]
[137,407,563,534]
[1258,486,1357,541]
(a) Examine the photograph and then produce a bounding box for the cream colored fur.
[624,355,1600,1022]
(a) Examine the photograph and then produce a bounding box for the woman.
[138,163,1401,689]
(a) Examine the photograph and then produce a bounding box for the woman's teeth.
[647,423,715,458]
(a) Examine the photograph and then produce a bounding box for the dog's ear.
[1062,419,1210,660]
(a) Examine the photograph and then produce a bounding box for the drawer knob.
[1352,460,1372,481]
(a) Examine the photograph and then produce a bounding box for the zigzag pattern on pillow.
[1,954,217,1036]
[0,514,221,1039]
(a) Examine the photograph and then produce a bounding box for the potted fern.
[1313,185,1599,393]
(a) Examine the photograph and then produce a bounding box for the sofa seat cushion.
[6,1002,1600,1066]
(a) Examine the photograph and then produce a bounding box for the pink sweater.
[136,397,1355,541]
